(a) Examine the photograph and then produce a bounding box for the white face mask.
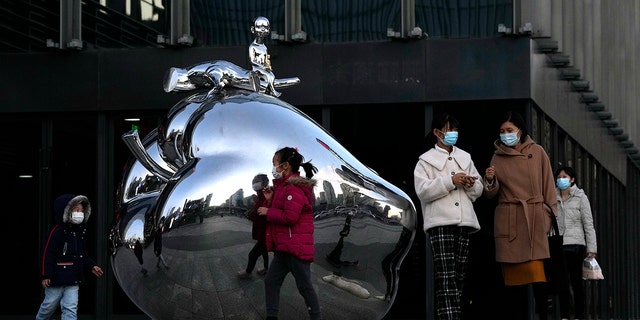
[71,211,84,224]
[252,182,264,191]
[272,163,284,179]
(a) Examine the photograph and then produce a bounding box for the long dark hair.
[425,113,460,147]
[274,147,318,178]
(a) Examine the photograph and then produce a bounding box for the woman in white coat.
[414,113,483,320]
[555,166,598,320]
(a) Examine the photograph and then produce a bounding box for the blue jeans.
[36,285,79,320]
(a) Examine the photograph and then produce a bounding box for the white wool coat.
[414,145,483,232]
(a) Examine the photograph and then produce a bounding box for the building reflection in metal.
[109,16,416,320]
[110,90,417,319]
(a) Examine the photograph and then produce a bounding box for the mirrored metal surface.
[109,16,417,320]
[110,89,417,319]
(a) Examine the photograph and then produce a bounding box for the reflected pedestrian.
[238,173,270,278]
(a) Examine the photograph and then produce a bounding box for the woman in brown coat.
[483,111,558,320]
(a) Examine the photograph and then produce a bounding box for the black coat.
[40,194,97,286]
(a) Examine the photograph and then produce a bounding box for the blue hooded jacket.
[40,194,97,286]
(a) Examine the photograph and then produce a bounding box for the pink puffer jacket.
[265,172,316,262]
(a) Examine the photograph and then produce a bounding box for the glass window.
[50,114,99,313]
[1,117,41,313]
[566,137,574,168]
[576,147,584,192]
[542,115,553,164]
[588,157,599,201]
[531,107,539,142]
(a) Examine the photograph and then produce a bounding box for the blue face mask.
[500,130,519,147]
[556,177,571,190]
[439,131,458,146]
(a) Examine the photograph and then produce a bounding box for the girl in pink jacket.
[257,147,320,320]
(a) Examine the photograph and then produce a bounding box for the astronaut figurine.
[249,17,279,97]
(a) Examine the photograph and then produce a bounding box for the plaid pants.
[428,225,471,320]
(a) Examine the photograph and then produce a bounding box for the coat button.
[451,172,455,176]
[448,157,452,160]
[455,202,460,206]
[528,154,533,158]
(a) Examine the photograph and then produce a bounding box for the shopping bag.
[582,257,604,280]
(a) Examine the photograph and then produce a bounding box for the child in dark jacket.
[238,173,270,278]
[36,194,104,320]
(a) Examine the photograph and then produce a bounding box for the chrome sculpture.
[109,17,417,320]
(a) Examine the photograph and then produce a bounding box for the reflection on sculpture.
[237,173,270,279]
[325,210,359,268]
[154,217,169,270]
[133,239,147,276]
[109,17,417,320]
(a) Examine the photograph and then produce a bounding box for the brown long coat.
[483,136,557,263]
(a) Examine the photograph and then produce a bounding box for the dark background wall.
[0,37,532,113]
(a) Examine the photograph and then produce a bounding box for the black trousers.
[561,244,586,319]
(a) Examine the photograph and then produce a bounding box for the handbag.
[544,213,570,294]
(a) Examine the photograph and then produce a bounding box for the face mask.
[252,182,264,191]
[272,164,284,179]
[439,131,458,146]
[71,211,84,224]
[500,130,519,147]
[556,178,571,190]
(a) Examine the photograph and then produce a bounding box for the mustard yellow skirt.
[501,259,547,286]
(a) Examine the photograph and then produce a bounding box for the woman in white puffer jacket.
[555,166,598,320]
